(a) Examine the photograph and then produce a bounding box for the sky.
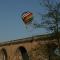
[0,0,48,42]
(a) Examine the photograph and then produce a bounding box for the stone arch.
[16,46,29,60]
[0,48,7,60]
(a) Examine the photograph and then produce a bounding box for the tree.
[33,0,60,59]
[33,0,60,48]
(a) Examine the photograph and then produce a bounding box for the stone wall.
[0,35,59,60]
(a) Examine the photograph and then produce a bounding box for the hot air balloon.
[21,11,33,24]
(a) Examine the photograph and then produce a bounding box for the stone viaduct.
[0,34,60,60]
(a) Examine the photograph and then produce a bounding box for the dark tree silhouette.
[33,0,60,59]
[34,0,60,48]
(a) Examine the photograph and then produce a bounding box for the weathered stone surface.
[0,35,59,60]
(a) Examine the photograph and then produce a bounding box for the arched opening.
[0,48,7,60]
[17,46,29,60]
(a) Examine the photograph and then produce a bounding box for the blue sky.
[0,0,48,42]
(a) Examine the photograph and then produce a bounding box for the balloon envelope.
[21,11,33,24]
